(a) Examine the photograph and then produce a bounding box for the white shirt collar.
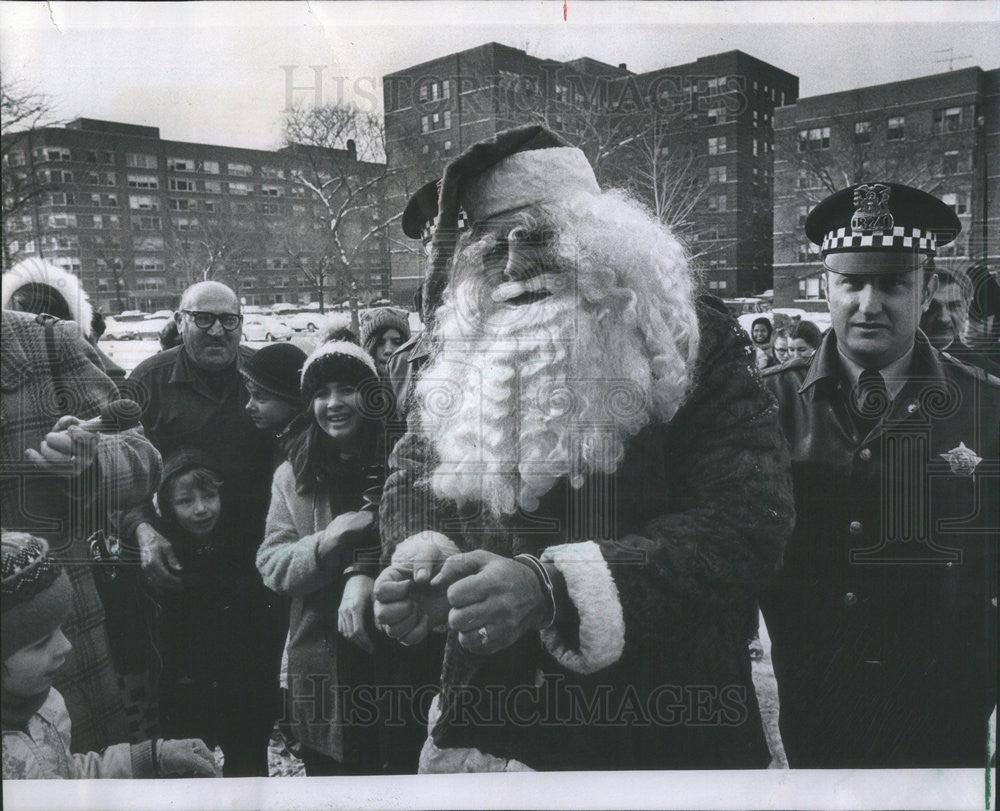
[837,344,914,400]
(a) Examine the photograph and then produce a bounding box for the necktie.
[852,369,890,436]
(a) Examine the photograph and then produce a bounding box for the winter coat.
[381,295,795,771]
[0,311,163,753]
[257,460,379,763]
[761,329,999,768]
[2,688,155,779]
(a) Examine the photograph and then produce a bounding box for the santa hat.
[1,258,94,339]
[2,532,73,661]
[423,125,599,321]
[359,307,411,358]
[300,339,379,404]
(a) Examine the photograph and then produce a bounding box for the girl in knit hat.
[2,531,220,779]
[359,307,411,378]
[256,340,393,776]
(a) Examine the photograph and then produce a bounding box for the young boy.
[152,450,227,744]
[239,342,307,466]
[2,531,220,779]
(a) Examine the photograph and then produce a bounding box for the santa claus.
[375,126,794,771]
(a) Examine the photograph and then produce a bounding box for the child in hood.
[2,531,219,779]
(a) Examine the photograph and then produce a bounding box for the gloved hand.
[156,738,221,777]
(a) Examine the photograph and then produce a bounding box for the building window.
[47,192,75,206]
[198,160,221,174]
[932,106,964,134]
[706,106,729,125]
[126,153,158,169]
[706,194,727,212]
[941,192,969,215]
[798,205,810,226]
[127,174,159,189]
[167,157,194,172]
[707,280,728,291]
[260,202,282,215]
[854,120,871,143]
[707,136,727,156]
[887,116,905,141]
[135,236,164,251]
[35,147,72,163]
[129,195,159,211]
[420,110,452,133]
[443,140,453,152]
[228,182,253,196]
[942,151,963,175]
[132,215,162,231]
[796,244,821,264]
[797,274,825,298]
[261,166,285,179]
[46,169,74,184]
[202,199,218,213]
[227,162,253,176]
[260,185,283,197]
[135,258,165,273]
[47,213,77,229]
[169,178,196,192]
[798,127,830,151]
[6,150,26,167]
[168,198,197,211]
[708,166,727,184]
[174,218,199,232]
[418,79,450,102]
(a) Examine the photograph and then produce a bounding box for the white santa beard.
[416,288,659,518]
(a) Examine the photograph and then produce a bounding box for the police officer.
[761,183,999,768]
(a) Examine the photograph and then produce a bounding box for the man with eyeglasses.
[760,183,999,767]
[121,281,286,776]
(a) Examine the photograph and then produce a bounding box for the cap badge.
[851,184,894,233]
[939,442,981,477]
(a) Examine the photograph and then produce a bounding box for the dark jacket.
[760,330,999,768]
[386,330,431,423]
[381,296,795,771]
[122,344,286,773]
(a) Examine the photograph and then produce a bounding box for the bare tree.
[165,211,267,290]
[279,104,400,313]
[1,74,59,267]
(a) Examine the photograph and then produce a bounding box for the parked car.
[242,315,293,342]
[136,317,172,340]
[722,297,767,317]
[103,311,147,340]
[284,311,330,334]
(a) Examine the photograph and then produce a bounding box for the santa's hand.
[338,574,375,654]
[373,567,429,645]
[432,550,546,655]
[391,530,455,584]
[24,417,99,477]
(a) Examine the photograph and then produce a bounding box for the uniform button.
[844,592,858,607]
[859,448,872,461]
[849,520,863,535]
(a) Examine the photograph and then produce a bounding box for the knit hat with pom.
[300,339,379,405]
[2,532,73,661]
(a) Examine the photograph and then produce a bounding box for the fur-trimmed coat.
[380,296,795,771]
[0,311,162,753]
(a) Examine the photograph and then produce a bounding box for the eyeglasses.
[181,310,243,332]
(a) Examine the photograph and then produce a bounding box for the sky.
[1,1,998,151]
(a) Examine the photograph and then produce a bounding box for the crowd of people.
[2,124,997,780]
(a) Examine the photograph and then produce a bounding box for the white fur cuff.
[391,531,461,568]
[539,541,625,674]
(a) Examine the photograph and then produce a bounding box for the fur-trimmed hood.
[1,258,94,338]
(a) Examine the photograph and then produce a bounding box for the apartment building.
[383,43,798,297]
[2,118,391,313]
[772,67,999,309]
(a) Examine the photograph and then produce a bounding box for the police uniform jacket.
[760,329,999,768]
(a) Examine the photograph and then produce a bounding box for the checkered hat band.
[424,211,468,242]
[822,226,936,254]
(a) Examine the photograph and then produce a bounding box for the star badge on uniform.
[939,442,982,477]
